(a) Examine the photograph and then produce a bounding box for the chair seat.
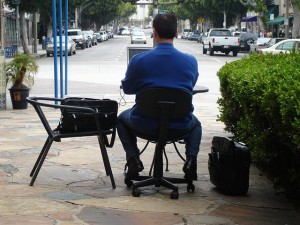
[134,128,190,143]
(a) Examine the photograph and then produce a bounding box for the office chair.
[124,88,195,199]
[27,97,117,188]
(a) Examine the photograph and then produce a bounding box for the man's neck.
[155,37,173,45]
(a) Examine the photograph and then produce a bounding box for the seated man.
[117,13,202,180]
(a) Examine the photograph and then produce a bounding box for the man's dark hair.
[153,13,177,39]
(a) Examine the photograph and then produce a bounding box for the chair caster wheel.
[132,188,141,197]
[125,178,133,188]
[170,190,179,199]
[187,183,195,193]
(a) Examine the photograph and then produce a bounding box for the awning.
[242,16,257,22]
[267,16,293,25]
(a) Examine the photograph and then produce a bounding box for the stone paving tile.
[0,215,54,225]
[77,207,184,225]
[210,204,300,225]
[71,195,214,215]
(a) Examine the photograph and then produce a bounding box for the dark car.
[188,32,200,41]
[82,30,97,46]
[83,33,92,48]
[239,32,258,52]
[94,32,102,43]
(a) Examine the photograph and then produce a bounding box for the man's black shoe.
[183,157,197,180]
[125,156,144,179]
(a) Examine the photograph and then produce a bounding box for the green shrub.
[217,52,300,198]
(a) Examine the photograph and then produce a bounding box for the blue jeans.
[117,109,202,161]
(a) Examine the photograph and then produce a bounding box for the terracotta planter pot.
[9,88,30,109]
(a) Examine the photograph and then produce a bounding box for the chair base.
[125,175,195,199]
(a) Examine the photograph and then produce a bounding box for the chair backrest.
[136,88,192,119]
[136,88,192,145]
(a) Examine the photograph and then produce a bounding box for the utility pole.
[284,0,289,38]
[223,11,226,28]
[33,12,37,53]
[0,0,4,49]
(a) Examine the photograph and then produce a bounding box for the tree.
[291,0,300,38]
[81,0,122,30]
[114,2,136,31]
[5,0,37,54]
[37,0,87,38]
[166,0,248,30]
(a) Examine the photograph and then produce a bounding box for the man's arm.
[121,60,139,94]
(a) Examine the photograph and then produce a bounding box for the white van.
[67,29,86,50]
[181,28,192,39]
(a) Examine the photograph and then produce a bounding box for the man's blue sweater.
[121,43,199,130]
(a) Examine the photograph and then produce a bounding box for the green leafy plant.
[217,52,300,199]
[5,53,38,89]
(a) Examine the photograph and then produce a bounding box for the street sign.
[270,14,274,20]
[12,0,20,5]
[284,18,289,26]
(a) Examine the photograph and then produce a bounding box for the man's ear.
[153,28,157,37]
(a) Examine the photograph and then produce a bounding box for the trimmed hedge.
[217,52,300,198]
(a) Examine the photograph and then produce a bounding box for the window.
[276,41,294,51]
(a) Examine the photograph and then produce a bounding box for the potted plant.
[5,53,39,109]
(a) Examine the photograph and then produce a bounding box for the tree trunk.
[19,11,30,54]
[47,16,53,38]
[47,24,53,39]
[291,0,300,38]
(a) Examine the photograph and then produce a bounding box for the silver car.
[46,36,76,57]
[131,31,147,44]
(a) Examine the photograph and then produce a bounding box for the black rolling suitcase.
[208,136,250,195]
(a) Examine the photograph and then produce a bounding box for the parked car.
[107,30,114,38]
[46,36,76,57]
[94,32,103,43]
[249,37,271,53]
[181,28,192,39]
[99,31,108,41]
[82,30,97,46]
[264,38,286,48]
[121,29,130,36]
[239,32,258,52]
[83,33,92,48]
[258,39,300,54]
[131,31,147,44]
[117,27,125,35]
[66,29,85,50]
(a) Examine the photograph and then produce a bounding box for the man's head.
[153,13,177,39]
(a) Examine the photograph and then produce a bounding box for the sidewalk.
[0,45,299,225]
